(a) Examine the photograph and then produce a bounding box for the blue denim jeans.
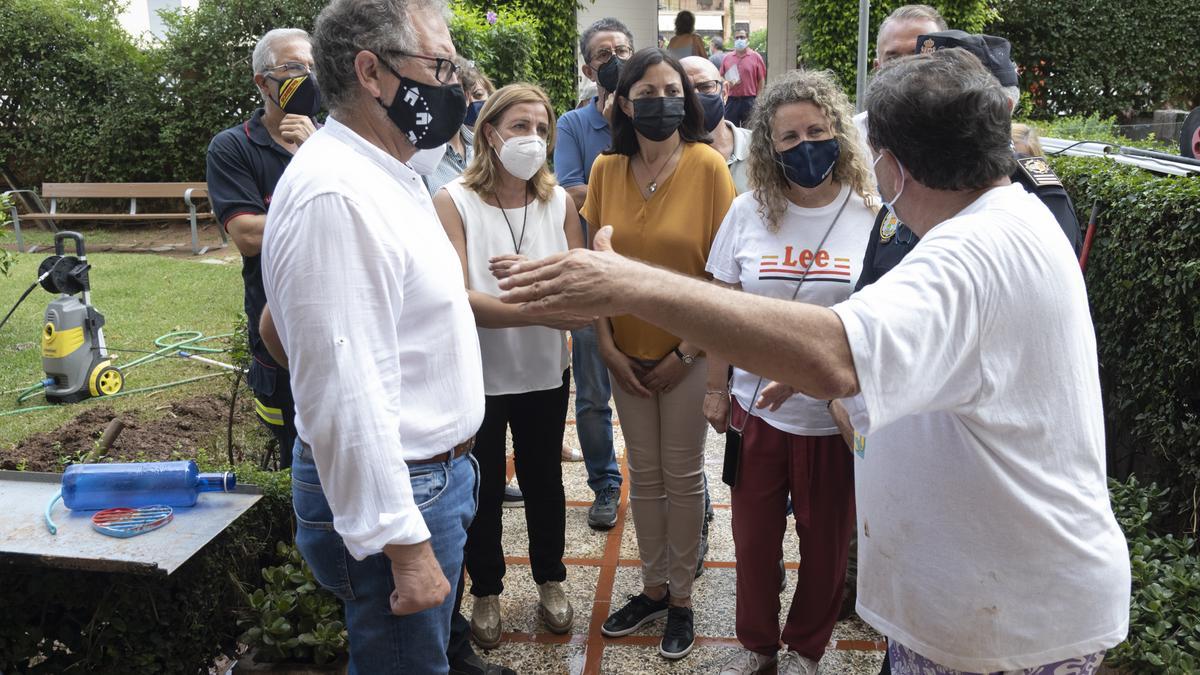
[292,440,478,675]
[570,325,622,494]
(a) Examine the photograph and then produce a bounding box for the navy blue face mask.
[697,92,725,133]
[463,99,486,128]
[775,138,840,188]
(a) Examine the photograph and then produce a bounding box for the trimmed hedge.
[796,0,995,97]
[1047,155,1199,525]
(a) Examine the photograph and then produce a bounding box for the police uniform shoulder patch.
[1016,156,1062,188]
[879,211,899,243]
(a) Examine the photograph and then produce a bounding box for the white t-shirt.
[707,184,874,434]
[831,184,1129,671]
[443,178,570,396]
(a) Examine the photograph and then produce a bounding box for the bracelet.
[705,390,729,396]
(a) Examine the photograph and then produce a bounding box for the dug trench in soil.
[0,394,268,471]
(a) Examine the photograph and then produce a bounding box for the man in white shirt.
[497,48,1130,675]
[260,0,484,672]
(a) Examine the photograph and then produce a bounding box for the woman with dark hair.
[667,10,708,60]
[586,47,736,661]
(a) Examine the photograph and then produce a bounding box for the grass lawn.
[0,249,251,450]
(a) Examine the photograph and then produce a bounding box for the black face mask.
[267,73,321,117]
[631,96,686,142]
[375,55,467,150]
[596,56,627,93]
[775,138,840,188]
[697,92,724,133]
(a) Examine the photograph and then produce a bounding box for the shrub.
[0,194,13,276]
[450,1,540,94]
[1025,114,1175,152]
[1107,476,1200,674]
[1046,155,1200,526]
[988,0,1200,119]
[796,0,995,97]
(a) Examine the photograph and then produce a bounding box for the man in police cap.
[855,30,1082,291]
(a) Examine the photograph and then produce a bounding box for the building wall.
[118,0,199,40]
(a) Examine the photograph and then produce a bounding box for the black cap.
[914,30,1019,88]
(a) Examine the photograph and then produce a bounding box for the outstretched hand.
[498,226,632,317]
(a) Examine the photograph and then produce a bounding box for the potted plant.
[235,542,349,674]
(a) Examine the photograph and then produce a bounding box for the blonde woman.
[433,83,589,647]
[704,69,877,675]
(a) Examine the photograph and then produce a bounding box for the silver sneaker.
[470,594,502,649]
[718,648,777,674]
[536,581,574,634]
[776,650,819,675]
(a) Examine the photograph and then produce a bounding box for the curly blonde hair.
[461,83,558,202]
[746,69,878,231]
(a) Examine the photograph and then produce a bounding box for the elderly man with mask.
[206,28,320,470]
[681,55,752,194]
[497,47,1130,675]
[261,0,484,672]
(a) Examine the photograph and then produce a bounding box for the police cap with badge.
[915,30,1083,254]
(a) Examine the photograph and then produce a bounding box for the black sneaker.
[449,652,518,675]
[587,485,620,529]
[694,518,709,579]
[659,606,695,660]
[502,483,523,508]
[601,593,668,637]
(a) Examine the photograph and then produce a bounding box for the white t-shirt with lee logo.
[706,184,875,435]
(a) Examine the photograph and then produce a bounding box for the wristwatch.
[672,346,696,366]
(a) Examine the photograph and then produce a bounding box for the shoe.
[695,518,709,579]
[588,485,620,530]
[469,595,502,649]
[776,650,819,675]
[449,652,518,675]
[600,593,669,637]
[502,482,523,508]
[658,606,695,660]
[719,648,778,674]
[536,581,574,633]
[561,444,584,461]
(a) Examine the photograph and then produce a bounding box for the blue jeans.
[570,325,622,494]
[292,440,478,675]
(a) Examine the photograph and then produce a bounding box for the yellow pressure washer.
[35,231,123,403]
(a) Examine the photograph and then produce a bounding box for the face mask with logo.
[375,55,467,150]
[492,131,547,181]
[267,73,321,116]
[631,96,686,142]
[775,138,840,188]
[734,38,749,51]
[873,149,908,217]
[596,56,627,93]
[408,143,448,175]
[697,92,725,133]
[463,99,486,128]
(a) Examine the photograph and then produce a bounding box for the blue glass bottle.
[60,460,236,510]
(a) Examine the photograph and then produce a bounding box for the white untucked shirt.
[831,184,1129,671]
[262,117,485,560]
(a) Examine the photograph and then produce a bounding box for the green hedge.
[1046,155,1200,524]
[450,1,540,95]
[796,0,995,97]
[989,0,1200,118]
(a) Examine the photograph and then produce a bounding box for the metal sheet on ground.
[0,470,262,576]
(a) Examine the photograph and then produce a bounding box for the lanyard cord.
[497,184,530,254]
[730,188,853,434]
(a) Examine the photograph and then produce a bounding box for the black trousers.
[465,370,570,597]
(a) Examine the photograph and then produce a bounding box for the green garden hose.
[0,372,230,417]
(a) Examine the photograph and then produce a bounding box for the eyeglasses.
[693,79,722,95]
[590,45,634,64]
[264,62,312,78]
[385,50,460,85]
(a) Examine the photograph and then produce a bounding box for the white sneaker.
[718,648,777,674]
[536,581,574,633]
[561,445,584,461]
[776,650,819,675]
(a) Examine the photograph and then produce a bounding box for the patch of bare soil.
[0,394,256,472]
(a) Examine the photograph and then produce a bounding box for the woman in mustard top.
[582,48,736,661]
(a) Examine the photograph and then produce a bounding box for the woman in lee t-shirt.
[702,69,878,674]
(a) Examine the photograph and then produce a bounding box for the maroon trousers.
[730,400,856,661]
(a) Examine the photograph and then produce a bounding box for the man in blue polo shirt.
[553,17,634,530]
[206,28,320,469]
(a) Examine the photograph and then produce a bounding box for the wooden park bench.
[3,182,226,255]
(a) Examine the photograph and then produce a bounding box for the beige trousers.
[611,358,708,599]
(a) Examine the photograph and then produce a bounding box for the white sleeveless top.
[443,177,570,396]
